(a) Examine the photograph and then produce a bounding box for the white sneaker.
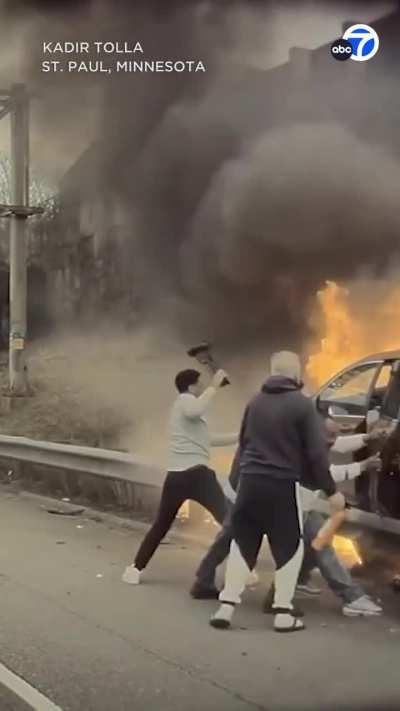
[246,570,259,588]
[122,565,141,585]
[343,595,383,617]
[296,582,322,596]
[210,603,235,629]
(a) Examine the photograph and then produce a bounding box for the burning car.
[313,350,400,537]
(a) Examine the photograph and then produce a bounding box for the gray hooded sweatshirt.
[236,376,336,497]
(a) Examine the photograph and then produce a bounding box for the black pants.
[220,475,303,609]
[195,499,233,588]
[135,466,227,571]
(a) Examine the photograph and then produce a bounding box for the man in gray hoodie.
[210,351,345,633]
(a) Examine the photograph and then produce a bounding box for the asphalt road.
[0,685,31,711]
[0,488,400,711]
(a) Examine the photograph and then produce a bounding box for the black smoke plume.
[1,0,399,356]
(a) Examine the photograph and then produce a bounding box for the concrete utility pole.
[0,84,43,396]
[9,83,30,393]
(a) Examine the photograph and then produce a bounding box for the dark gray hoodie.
[235,376,336,497]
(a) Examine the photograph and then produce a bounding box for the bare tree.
[0,151,58,265]
[0,150,56,210]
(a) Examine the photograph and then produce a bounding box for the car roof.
[352,350,400,366]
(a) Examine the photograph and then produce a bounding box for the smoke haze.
[1,0,400,444]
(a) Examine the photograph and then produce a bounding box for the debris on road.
[44,504,85,516]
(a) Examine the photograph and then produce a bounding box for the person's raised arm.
[180,389,216,419]
[179,370,228,419]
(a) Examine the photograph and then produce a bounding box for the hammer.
[187,342,230,387]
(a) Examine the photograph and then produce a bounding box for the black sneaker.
[190,582,220,600]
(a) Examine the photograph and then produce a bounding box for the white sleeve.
[210,433,238,447]
[330,461,363,483]
[179,388,216,419]
[331,434,366,454]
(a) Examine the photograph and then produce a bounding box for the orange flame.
[211,451,234,475]
[333,535,362,568]
[306,280,400,387]
[177,501,190,520]
[306,281,364,386]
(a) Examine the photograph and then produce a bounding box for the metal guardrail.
[303,488,400,537]
[0,434,163,489]
[1,434,400,536]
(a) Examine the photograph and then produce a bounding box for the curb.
[7,486,216,552]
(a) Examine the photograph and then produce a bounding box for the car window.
[381,360,400,419]
[375,363,392,390]
[318,363,380,416]
[369,362,392,410]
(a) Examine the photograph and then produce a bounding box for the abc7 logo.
[331,39,352,61]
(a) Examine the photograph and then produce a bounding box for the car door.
[380,360,400,422]
[316,360,395,509]
[376,361,400,516]
[315,361,384,432]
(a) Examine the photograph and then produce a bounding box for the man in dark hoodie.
[194,417,381,611]
[210,351,345,633]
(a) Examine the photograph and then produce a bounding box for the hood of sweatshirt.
[261,376,303,394]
